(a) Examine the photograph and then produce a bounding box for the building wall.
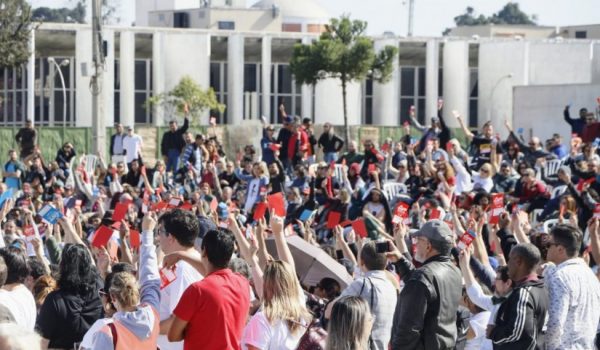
[528,42,593,85]
[513,83,600,143]
[148,8,281,32]
[559,25,600,39]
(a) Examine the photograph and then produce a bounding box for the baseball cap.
[283,116,294,124]
[412,220,453,243]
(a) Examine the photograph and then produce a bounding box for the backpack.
[296,319,327,350]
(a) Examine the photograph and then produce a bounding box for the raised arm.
[139,213,161,310]
[453,111,474,141]
[270,211,296,276]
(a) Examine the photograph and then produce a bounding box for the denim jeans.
[324,152,338,163]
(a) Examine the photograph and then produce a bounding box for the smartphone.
[336,250,344,260]
[376,241,390,254]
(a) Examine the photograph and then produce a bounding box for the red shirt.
[287,130,309,160]
[173,268,250,350]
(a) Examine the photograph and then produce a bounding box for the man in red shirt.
[168,229,250,350]
[287,121,309,168]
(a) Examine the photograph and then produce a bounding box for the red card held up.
[112,202,129,222]
[267,192,286,217]
[352,219,368,238]
[429,208,441,220]
[92,225,113,248]
[180,201,193,211]
[151,201,168,212]
[327,211,342,229]
[368,163,376,173]
[253,202,268,221]
[129,229,141,249]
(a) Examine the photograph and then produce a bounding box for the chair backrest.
[383,182,407,201]
[333,164,345,183]
[551,185,567,199]
[83,155,98,176]
[543,159,563,178]
[543,218,559,234]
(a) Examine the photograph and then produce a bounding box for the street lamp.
[488,73,513,121]
[47,57,70,125]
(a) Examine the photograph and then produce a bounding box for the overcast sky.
[30,0,599,36]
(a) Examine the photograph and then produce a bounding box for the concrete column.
[152,32,164,126]
[301,37,313,121]
[102,29,115,127]
[75,29,93,127]
[27,29,35,125]
[425,39,439,122]
[227,34,244,124]
[442,40,470,128]
[261,35,272,121]
[372,38,399,125]
[120,31,135,128]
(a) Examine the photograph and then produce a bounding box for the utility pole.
[407,0,415,37]
[91,0,106,158]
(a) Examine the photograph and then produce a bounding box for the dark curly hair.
[58,244,98,295]
[158,209,200,247]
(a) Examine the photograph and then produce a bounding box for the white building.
[1,1,600,145]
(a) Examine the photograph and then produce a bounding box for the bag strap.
[108,322,118,349]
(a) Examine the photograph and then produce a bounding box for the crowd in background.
[0,99,600,350]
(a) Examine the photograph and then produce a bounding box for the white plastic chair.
[543,159,563,179]
[383,182,407,201]
[551,185,567,199]
[542,218,559,233]
[333,164,345,183]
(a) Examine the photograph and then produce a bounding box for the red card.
[23,225,35,238]
[159,267,177,290]
[576,177,595,192]
[129,229,141,249]
[489,193,504,225]
[267,192,286,217]
[111,221,122,229]
[253,202,268,221]
[209,197,218,212]
[92,225,113,248]
[381,143,390,153]
[338,220,353,227]
[269,143,281,151]
[594,204,600,218]
[168,198,182,208]
[394,202,410,218]
[112,202,129,222]
[429,208,441,220]
[368,164,376,173]
[352,219,368,238]
[180,201,193,211]
[151,201,168,212]
[327,211,342,229]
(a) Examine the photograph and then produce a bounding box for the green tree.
[32,0,119,24]
[146,76,225,126]
[0,0,35,69]
[444,3,537,35]
[290,16,398,148]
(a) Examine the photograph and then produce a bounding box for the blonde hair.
[326,296,372,350]
[109,272,140,308]
[262,261,312,334]
[33,275,57,308]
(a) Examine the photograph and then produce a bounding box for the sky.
[30,0,600,36]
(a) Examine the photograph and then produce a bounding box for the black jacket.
[318,133,344,153]
[391,254,462,350]
[489,279,548,350]
[160,118,189,156]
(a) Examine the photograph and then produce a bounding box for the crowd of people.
[0,99,600,350]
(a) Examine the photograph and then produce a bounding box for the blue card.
[0,189,14,208]
[299,209,315,222]
[38,205,64,224]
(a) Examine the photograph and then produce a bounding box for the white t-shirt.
[0,285,37,331]
[123,134,143,163]
[465,311,492,350]
[242,311,305,350]
[157,259,203,350]
[79,318,112,350]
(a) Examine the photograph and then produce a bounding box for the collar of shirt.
[516,273,538,286]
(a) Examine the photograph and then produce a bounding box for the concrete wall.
[154,32,211,126]
[148,8,281,32]
[513,83,600,143]
[75,29,93,127]
[314,79,362,126]
[528,42,592,85]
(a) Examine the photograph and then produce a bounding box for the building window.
[218,21,235,30]
[36,57,76,127]
[270,63,301,124]
[243,63,261,120]
[469,68,478,128]
[210,61,228,124]
[575,31,587,39]
[363,78,373,124]
[134,59,153,124]
[282,23,302,32]
[399,66,426,124]
[0,66,27,126]
[158,14,165,22]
